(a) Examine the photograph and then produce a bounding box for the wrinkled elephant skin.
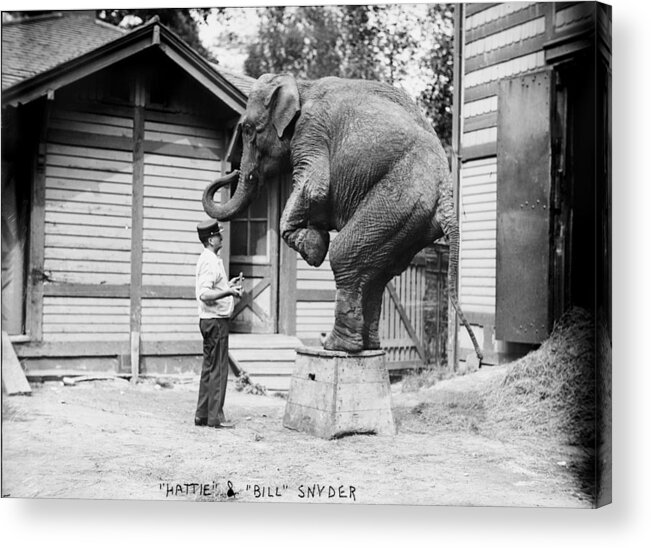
[203,74,483,361]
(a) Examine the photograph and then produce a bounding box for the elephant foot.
[284,227,329,267]
[363,334,381,350]
[323,327,363,353]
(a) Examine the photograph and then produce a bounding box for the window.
[230,185,268,257]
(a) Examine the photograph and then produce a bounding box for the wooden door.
[228,177,280,333]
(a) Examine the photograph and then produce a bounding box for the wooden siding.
[141,117,222,288]
[42,296,130,341]
[140,114,223,339]
[459,158,497,318]
[140,299,200,341]
[465,2,534,31]
[42,107,134,340]
[295,251,335,341]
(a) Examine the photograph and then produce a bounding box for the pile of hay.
[484,307,596,447]
[234,370,267,396]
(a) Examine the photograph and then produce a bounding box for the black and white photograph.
[0,0,624,527]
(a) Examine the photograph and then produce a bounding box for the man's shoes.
[208,422,235,429]
[194,417,208,426]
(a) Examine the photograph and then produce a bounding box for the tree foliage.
[243,4,455,147]
[97,8,216,61]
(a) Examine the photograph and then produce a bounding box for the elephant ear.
[264,74,300,139]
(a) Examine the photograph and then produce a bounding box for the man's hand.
[228,276,243,298]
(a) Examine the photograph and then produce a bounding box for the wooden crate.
[283,347,396,439]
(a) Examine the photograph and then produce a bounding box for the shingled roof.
[1,10,253,101]
[2,11,125,90]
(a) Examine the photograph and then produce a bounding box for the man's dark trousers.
[196,318,229,426]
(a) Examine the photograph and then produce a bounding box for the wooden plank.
[45,188,132,206]
[144,141,221,161]
[143,229,199,244]
[47,143,132,161]
[142,206,200,222]
[47,129,133,152]
[44,305,130,316]
[142,263,193,276]
[2,331,32,395]
[464,3,499,18]
[144,108,220,128]
[43,259,130,274]
[461,182,496,197]
[43,314,130,325]
[142,174,212,190]
[42,285,130,298]
[46,153,133,173]
[42,324,129,334]
[461,230,496,241]
[52,108,133,128]
[130,95,146,382]
[46,272,131,285]
[50,118,132,137]
[46,165,133,184]
[143,196,204,212]
[44,247,131,263]
[45,177,132,195]
[26,100,50,341]
[143,163,215,181]
[386,282,427,363]
[45,211,133,228]
[466,35,547,73]
[141,299,195,309]
[55,100,134,119]
[141,285,195,299]
[145,120,221,139]
[464,81,500,105]
[465,3,546,43]
[143,186,204,201]
[45,200,132,218]
[142,274,195,286]
[144,130,220,149]
[45,234,131,251]
[463,111,498,133]
[14,339,129,358]
[144,153,220,171]
[296,279,337,291]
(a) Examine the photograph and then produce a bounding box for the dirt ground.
[1,367,592,507]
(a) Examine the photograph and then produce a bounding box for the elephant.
[203,73,483,362]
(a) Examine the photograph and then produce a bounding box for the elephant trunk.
[202,170,255,221]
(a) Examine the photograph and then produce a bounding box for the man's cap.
[197,219,223,241]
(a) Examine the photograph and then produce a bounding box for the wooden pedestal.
[283,346,396,439]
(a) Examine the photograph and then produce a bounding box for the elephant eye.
[242,123,255,139]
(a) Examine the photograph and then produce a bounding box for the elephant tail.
[436,181,484,364]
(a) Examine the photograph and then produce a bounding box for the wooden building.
[2,11,433,390]
[452,2,611,364]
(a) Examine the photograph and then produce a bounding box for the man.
[195,219,242,428]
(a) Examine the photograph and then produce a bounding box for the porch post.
[129,80,146,382]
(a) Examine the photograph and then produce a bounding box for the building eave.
[2,19,248,113]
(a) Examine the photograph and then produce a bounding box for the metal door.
[496,70,553,344]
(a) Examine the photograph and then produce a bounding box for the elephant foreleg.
[280,158,330,266]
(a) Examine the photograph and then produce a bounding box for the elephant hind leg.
[323,288,364,352]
